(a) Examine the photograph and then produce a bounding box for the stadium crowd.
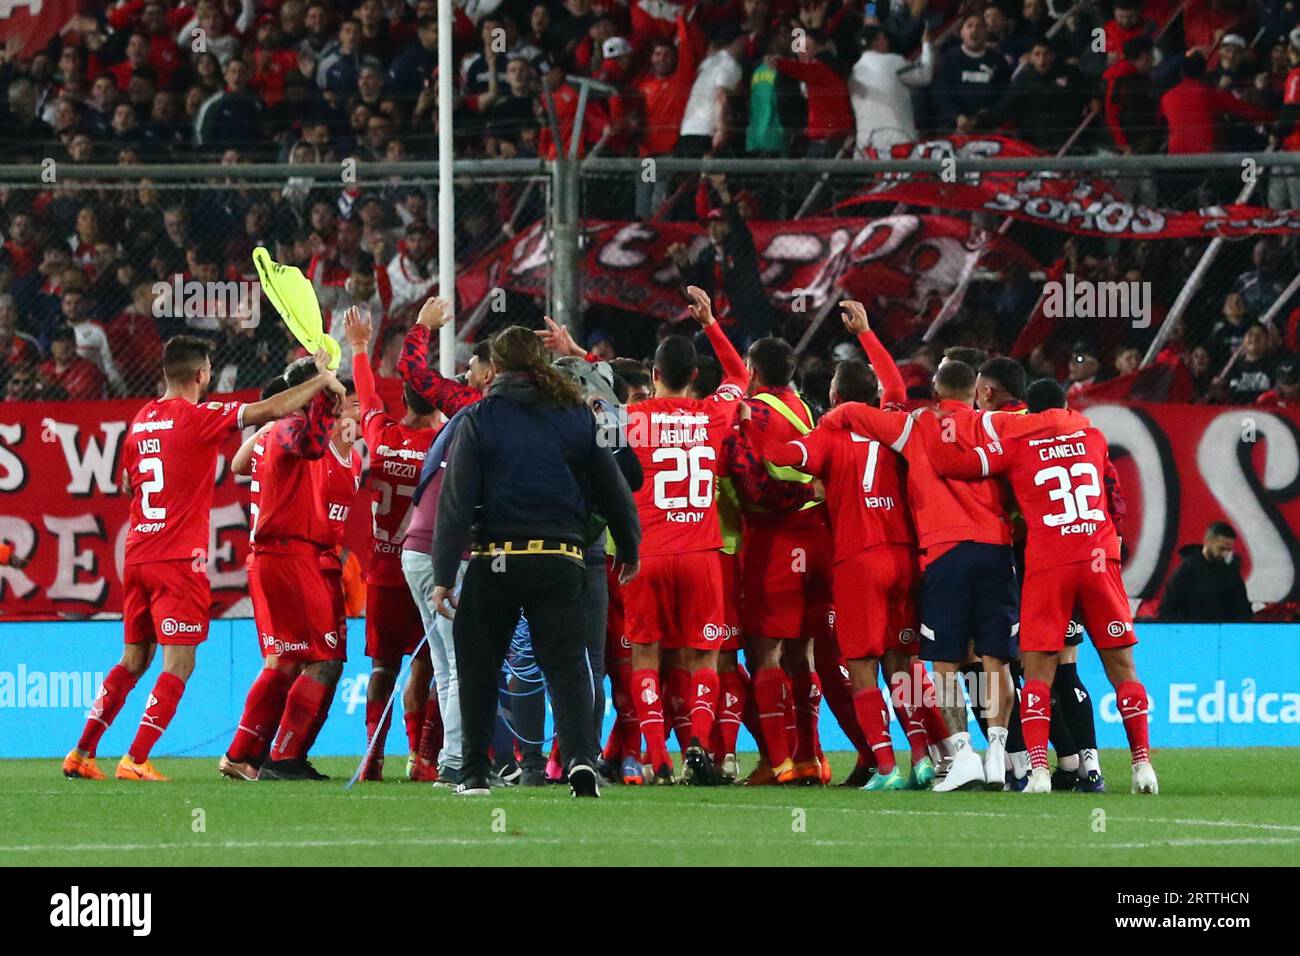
[4,0,1300,408]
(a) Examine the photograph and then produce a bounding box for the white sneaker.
[1131,761,1159,795]
[934,745,985,792]
[983,741,1007,792]
[1024,767,1051,793]
[720,753,739,784]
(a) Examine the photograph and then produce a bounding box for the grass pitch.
[2,749,1297,867]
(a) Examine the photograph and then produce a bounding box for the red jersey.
[735,385,822,529]
[363,415,437,587]
[769,419,913,565]
[246,426,271,545]
[919,407,1121,574]
[122,396,247,566]
[252,393,360,551]
[625,322,748,557]
[822,399,1013,567]
[1283,66,1300,151]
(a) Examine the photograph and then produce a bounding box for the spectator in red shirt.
[634,15,699,218]
[1103,0,1156,65]
[109,33,152,92]
[1162,53,1271,154]
[0,294,41,383]
[1256,357,1300,407]
[39,326,107,401]
[771,30,853,153]
[250,16,302,108]
[105,284,166,396]
[1269,33,1300,210]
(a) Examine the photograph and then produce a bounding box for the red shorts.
[123,559,211,646]
[247,553,274,657]
[831,544,919,660]
[740,519,832,641]
[250,549,347,663]
[1020,560,1136,654]
[719,551,743,651]
[605,560,631,663]
[622,551,726,651]
[364,582,426,660]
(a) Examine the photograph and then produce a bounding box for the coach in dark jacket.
[432,327,640,797]
[1158,523,1253,623]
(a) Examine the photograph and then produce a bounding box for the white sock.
[987,726,1008,748]
[1059,753,1080,773]
[944,731,971,755]
[1080,748,1100,776]
[1009,750,1030,779]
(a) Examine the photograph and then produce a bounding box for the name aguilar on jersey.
[644,411,713,524]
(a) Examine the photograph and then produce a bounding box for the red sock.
[609,661,640,760]
[906,659,951,748]
[1020,679,1052,771]
[753,668,791,766]
[790,671,822,763]
[716,669,745,758]
[228,668,293,762]
[853,687,896,774]
[738,666,768,762]
[418,696,443,764]
[77,664,138,756]
[631,668,671,766]
[667,667,692,753]
[301,682,335,755]
[127,672,186,764]
[891,699,930,763]
[688,667,719,746]
[404,710,422,754]
[780,672,797,755]
[365,698,392,759]
[270,674,330,762]
[816,654,873,762]
[1116,680,1151,765]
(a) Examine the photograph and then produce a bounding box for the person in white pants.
[401,551,463,782]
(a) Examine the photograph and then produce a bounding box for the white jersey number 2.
[1034,462,1105,527]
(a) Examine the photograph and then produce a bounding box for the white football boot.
[1131,761,1159,795]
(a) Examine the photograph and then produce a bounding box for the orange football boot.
[793,759,825,785]
[62,750,105,780]
[115,756,169,781]
[772,757,798,784]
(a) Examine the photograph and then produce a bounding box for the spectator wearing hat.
[634,15,698,218]
[849,23,934,155]
[387,222,438,318]
[1256,356,1300,407]
[1159,522,1253,623]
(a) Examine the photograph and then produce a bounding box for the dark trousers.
[453,554,594,780]
[582,560,609,751]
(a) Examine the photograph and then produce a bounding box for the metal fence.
[2,153,1298,402]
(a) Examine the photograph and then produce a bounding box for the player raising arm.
[620,285,749,785]
[64,338,343,782]
[915,378,1158,795]
[343,306,444,782]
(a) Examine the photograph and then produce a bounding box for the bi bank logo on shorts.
[50,886,152,936]
[160,618,202,638]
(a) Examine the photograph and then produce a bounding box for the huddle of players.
[595,294,1157,795]
[62,300,457,783]
[62,286,1156,797]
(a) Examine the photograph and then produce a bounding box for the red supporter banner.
[1077,400,1300,618]
[457,214,1040,344]
[0,382,409,622]
[0,0,81,57]
[841,135,1300,239]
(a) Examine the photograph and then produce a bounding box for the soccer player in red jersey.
[227,360,363,782]
[620,285,749,785]
[63,337,343,782]
[750,346,962,791]
[728,336,835,785]
[342,307,443,781]
[821,337,1018,791]
[917,377,1159,795]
